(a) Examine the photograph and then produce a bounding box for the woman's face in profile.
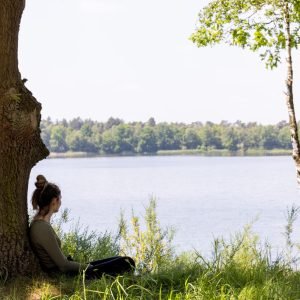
[53,195,62,213]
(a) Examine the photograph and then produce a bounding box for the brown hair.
[31,175,61,216]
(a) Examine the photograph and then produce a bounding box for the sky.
[19,0,300,124]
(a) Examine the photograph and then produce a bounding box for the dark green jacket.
[30,219,83,273]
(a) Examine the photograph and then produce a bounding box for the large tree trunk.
[283,2,300,185]
[0,0,49,277]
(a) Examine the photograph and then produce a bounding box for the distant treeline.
[41,117,292,154]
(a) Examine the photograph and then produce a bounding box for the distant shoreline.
[48,149,292,158]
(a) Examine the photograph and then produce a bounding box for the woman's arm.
[32,221,84,273]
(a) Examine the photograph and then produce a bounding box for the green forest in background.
[41,117,293,155]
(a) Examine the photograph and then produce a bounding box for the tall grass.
[53,208,119,262]
[118,198,175,274]
[2,201,300,299]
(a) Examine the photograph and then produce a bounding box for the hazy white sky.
[19,0,300,124]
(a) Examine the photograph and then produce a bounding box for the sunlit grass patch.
[27,281,61,300]
[0,276,63,300]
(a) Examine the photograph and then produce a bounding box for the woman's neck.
[34,211,53,223]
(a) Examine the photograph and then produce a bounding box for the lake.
[28,155,300,257]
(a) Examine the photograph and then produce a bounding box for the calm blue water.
[28,156,300,256]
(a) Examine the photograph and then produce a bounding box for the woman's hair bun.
[35,174,47,189]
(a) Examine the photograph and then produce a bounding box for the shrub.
[118,197,175,273]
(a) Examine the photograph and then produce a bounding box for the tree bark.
[0,0,49,276]
[283,2,300,185]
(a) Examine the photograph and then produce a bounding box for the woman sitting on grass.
[29,175,135,279]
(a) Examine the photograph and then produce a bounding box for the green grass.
[2,255,300,299]
[49,152,99,158]
[48,148,292,159]
[3,200,300,299]
[157,148,292,156]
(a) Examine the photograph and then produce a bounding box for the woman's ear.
[51,197,58,205]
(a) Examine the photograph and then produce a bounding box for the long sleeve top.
[29,219,83,273]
